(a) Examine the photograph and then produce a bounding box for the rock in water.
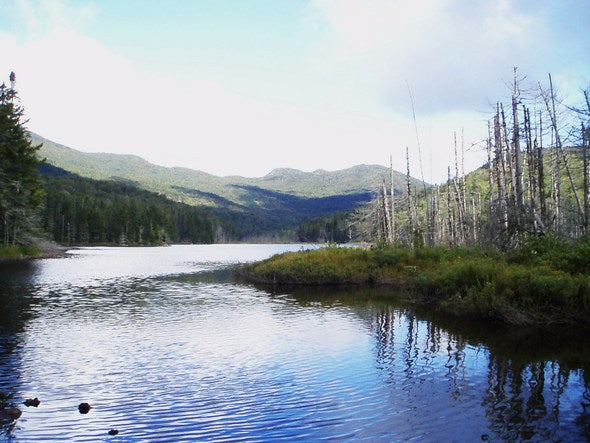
[0,407,22,421]
[24,397,41,407]
[78,402,92,414]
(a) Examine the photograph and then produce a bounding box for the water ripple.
[0,245,589,441]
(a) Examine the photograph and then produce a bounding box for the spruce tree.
[0,72,43,246]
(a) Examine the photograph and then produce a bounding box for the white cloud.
[1,0,587,184]
[306,0,589,113]
[2,24,457,180]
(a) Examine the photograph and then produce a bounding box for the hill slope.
[33,133,423,202]
[33,132,427,239]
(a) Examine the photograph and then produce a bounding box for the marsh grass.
[0,245,42,259]
[239,238,590,325]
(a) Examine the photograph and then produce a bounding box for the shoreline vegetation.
[0,240,68,261]
[237,236,590,326]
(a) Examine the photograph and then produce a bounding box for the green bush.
[560,237,590,274]
[0,245,42,258]
[370,247,410,268]
[418,257,498,299]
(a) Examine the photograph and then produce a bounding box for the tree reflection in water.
[0,261,40,438]
[370,301,590,441]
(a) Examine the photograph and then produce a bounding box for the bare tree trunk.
[382,180,393,243]
[390,155,395,243]
[540,79,561,231]
[407,83,429,245]
[486,122,495,242]
[429,194,437,245]
[406,147,414,243]
[461,128,469,240]
[512,68,524,228]
[453,132,466,243]
[543,74,583,227]
[537,111,547,223]
[524,106,537,231]
[494,111,509,229]
[376,189,383,241]
[435,185,443,243]
[501,103,517,229]
[584,122,589,234]
[453,178,465,244]
[447,166,455,246]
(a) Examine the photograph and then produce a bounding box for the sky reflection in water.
[0,245,589,441]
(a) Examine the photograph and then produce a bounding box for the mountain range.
[33,132,426,239]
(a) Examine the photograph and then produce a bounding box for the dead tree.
[390,155,395,243]
[447,166,455,246]
[381,180,393,243]
[537,110,547,223]
[493,110,509,229]
[486,121,495,242]
[542,75,583,226]
[406,147,415,243]
[584,122,589,234]
[511,69,525,228]
[453,132,466,243]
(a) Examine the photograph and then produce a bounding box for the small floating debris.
[24,397,41,407]
[481,434,490,441]
[0,406,22,421]
[78,402,92,414]
[108,429,119,436]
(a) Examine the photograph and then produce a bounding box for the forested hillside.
[40,164,218,245]
[33,133,423,204]
[34,132,427,242]
[38,164,377,243]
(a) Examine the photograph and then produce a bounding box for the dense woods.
[296,211,354,243]
[40,165,218,245]
[371,70,590,249]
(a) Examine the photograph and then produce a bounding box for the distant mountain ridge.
[32,132,424,204]
[32,132,427,239]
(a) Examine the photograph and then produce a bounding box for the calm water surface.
[0,244,589,442]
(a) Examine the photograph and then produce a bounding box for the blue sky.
[0,0,589,182]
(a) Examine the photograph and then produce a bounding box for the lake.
[0,244,589,441]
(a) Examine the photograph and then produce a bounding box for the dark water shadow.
[248,282,590,441]
[0,261,42,438]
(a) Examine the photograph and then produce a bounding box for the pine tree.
[0,72,43,246]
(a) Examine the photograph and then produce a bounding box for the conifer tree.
[0,72,43,245]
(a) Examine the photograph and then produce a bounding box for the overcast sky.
[1,0,588,182]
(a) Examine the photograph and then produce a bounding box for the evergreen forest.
[40,164,218,245]
[0,73,43,249]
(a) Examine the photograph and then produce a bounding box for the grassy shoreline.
[0,245,44,261]
[237,237,590,325]
[0,241,68,261]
